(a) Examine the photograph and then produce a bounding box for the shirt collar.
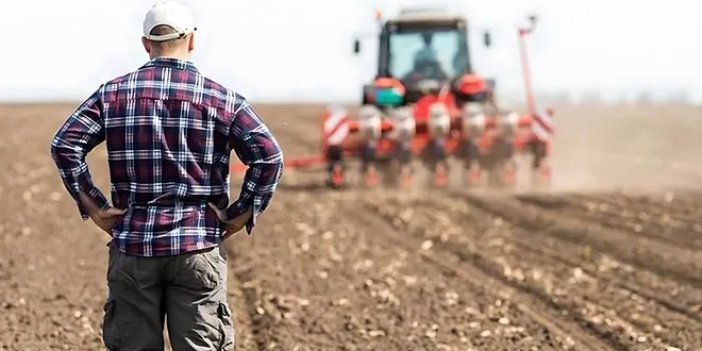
[141,57,199,73]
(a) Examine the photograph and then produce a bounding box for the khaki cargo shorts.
[102,245,235,350]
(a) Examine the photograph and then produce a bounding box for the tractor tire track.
[392,194,702,347]
[428,195,702,324]
[230,190,587,350]
[362,195,621,351]
[578,192,702,229]
[573,192,702,222]
[515,193,702,251]
[456,192,702,290]
[332,194,599,350]
[369,194,699,349]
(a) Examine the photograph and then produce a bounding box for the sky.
[0,0,701,103]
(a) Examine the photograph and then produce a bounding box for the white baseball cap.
[143,1,197,42]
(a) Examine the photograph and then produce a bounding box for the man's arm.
[50,88,112,220]
[224,98,284,235]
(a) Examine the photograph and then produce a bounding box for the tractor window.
[388,29,467,82]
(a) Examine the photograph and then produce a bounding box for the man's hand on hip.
[90,208,127,235]
[79,190,125,235]
[208,203,253,239]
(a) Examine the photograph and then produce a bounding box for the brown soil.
[0,103,700,350]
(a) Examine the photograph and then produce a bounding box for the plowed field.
[0,103,700,350]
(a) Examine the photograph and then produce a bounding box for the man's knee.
[168,301,235,350]
[102,299,119,350]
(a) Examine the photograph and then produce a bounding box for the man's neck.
[150,53,190,60]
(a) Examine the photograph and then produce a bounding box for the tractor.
[319,7,553,189]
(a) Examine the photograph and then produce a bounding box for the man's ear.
[188,34,195,53]
[141,37,152,55]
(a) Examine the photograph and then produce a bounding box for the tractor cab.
[357,8,490,106]
[381,9,470,102]
[317,9,551,189]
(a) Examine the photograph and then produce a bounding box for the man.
[414,32,439,66]
[404,32,448,83]
[50,2,283,350]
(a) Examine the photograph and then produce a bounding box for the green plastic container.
[375,88,404,107]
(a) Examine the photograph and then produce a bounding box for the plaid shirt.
[51,57,283,257]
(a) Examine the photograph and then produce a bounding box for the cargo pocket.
[102,299,120,350]
[217,302,235,350]
[177,249,219,291]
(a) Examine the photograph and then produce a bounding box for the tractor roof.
[393,7,465,24]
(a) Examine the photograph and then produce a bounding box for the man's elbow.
[50,136,73,167]
[274,151,284,172]
[50,137,61,164]
[264,151,284,181]
[264,148,284,167]
[277,152,285,180]
[276,150,284,166]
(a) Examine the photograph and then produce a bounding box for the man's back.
[52,57,283,257]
